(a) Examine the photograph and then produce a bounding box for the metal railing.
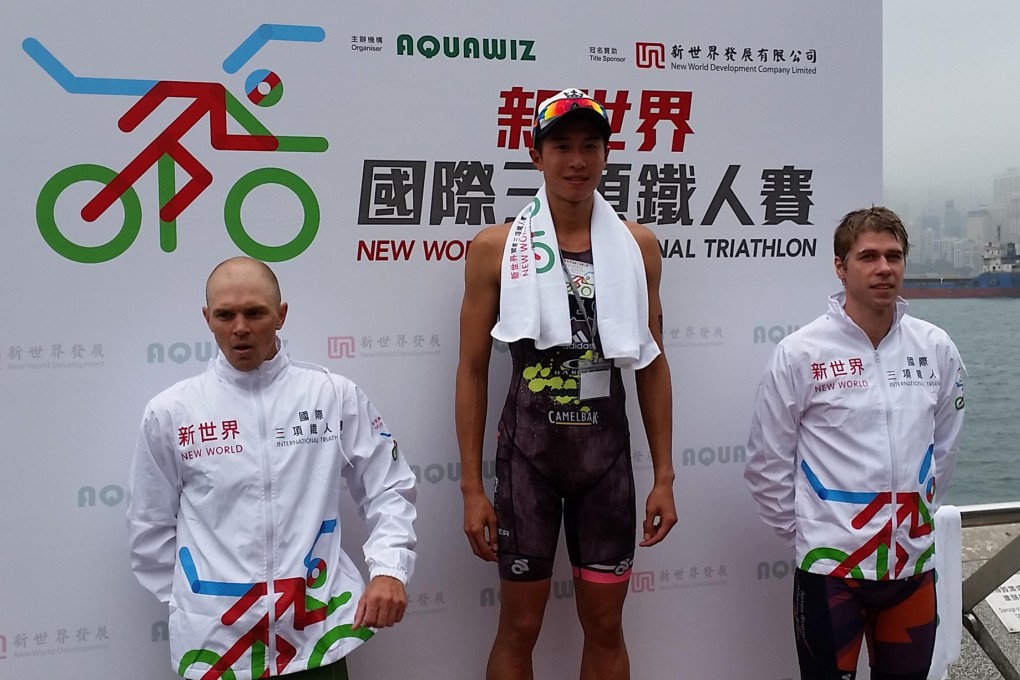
[960,502,1020,680]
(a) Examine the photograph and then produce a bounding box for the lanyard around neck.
[559,253,599,352]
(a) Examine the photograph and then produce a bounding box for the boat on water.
[902,240,1020,299]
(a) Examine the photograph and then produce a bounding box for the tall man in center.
[456,89,677,680]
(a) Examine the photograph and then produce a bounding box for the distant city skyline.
[884,1,1020,219]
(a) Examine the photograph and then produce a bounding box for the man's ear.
[529,146,542,171]
[833,257,846,282]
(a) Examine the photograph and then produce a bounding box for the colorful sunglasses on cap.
[533,92,611,139]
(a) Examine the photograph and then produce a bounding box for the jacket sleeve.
[338,381,418,585]
[126,404,182,603]
[745,343,801,547]
[932,336,966,509]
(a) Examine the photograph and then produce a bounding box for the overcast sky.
[884,1,1020,213]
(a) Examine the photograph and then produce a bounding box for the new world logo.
[327,336,355,359]
[636,42,666,69]
[23,24,329,264]
[402,589,446,618]
[326,332,442,360]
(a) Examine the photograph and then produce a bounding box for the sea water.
[906,297,1020,506]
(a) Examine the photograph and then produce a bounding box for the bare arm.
[454,224,507,561]
[628,223,677,547]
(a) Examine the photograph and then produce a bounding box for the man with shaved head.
[127,257,417,680]
[206,256,283,304]
[202,257,286,372]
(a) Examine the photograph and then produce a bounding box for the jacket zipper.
[872,344,898,578]
[255,374,278,673]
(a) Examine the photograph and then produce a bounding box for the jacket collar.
[210,338,288,388]
[827,290,908,339]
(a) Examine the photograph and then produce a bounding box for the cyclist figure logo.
[799,444,938,580]
[23,24,329,264]
[176,519,370,678]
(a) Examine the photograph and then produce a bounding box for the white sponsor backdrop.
[0,1,881,678]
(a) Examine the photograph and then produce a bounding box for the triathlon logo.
[176,520,368,677]
[635,42,666,69]
[23,24,329,264]
[800,444,937,579]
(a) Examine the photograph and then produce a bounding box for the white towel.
[490,184,660,369]
[928,504,962,680]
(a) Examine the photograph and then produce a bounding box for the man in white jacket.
[127,257,417,680]
[745,207,965,680]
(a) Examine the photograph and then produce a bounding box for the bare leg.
[575,578,630,680]
[486,579,552,680]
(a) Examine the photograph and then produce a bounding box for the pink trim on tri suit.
[572,566,631,584]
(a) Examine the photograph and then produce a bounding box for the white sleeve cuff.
[368,565,410,585]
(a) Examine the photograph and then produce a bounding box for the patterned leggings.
[793,569,936,680]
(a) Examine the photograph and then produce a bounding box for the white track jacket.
[745,293,964,580]
[127,349,417,678]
